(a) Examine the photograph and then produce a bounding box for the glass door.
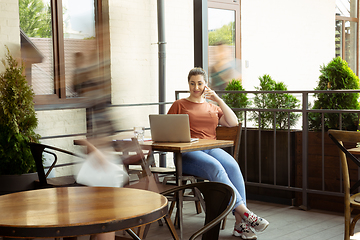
[208,1,241,90]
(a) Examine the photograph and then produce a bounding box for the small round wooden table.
[0,187,168,238]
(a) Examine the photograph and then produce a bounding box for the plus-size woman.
[167,67,269,239]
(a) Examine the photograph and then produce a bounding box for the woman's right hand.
[203,86,221,102]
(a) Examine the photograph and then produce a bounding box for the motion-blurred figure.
[209,42,242,91]
[73,50,114,138]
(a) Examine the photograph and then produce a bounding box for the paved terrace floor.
[2,199,360,240]
[128,199,360,240]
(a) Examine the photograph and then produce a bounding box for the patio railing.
[36,89,360,210]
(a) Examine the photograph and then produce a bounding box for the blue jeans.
[181,148,246,210]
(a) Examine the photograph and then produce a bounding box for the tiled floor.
[132,200,360,240]
[4,199,360,240]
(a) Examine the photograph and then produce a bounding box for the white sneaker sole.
[253,221,269,232]
[233,230,257,239]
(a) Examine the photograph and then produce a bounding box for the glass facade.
[335,0,358,74]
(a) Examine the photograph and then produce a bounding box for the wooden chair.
[29,142,84,188]
[216,123,242,161]
[161,123,242,229]
[161,181,236,240]
[328,129,360,240]
[113,138,179,240]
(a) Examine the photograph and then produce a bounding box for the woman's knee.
[184,161,226,181]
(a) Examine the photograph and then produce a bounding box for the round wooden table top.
[0,187,168,238]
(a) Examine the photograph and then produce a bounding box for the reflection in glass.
[335,20,357,74]
[345,21,357,73]
[208,8,235,62]
[208,8,240,90]
[19,0,54,95]
[63,0,96,98]
[336,0,357,18]
[208,8,235,46]
[335,20,343,58]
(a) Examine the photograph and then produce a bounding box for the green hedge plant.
[250,74,300,129]
[309,57,360,131]
[222,79,251,121]
[0,47,40,175]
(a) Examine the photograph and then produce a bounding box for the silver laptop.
[149,114,198,143]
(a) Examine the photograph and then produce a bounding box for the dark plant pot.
[0,172,38,195]
[239,128,298,205]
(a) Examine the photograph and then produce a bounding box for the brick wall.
[35,109,87,177]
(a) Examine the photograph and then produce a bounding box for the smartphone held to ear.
[202,85,208,97]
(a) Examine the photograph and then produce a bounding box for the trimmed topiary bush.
[0,47,40,175]
[309,57,360,131]
[251,74,300,129]
[222,79,251,121]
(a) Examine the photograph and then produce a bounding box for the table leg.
[174,153,183,240]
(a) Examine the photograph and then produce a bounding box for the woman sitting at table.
[167,67,269,239]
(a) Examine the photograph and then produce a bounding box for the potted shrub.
[250,74,300,129]
[222,79,251,122]
[309,56,360,131]
[240,74,300,204]
[295,57,360,211]
[0,47,40,194]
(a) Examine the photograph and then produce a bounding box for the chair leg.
[163,214,179,240]
[141,224,152,239]
[350,213,360,236]
[133,225,147,239]
[345,208,351,240]
[169,198,176,216]
[195,201,202,214]
[221,215,228,230]
[125,229,141,240]
[193,187,206,212]
[157,218,164,226]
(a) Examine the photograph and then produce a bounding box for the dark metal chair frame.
[161,181,236,240]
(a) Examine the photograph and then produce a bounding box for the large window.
[207,0,241,90]
[335,0,359,74]
[19,0,109,105]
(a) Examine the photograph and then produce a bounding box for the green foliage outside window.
[309,57,360,131]
[19,0,52,38]
[250,74,300,130]
[0,47,40,175]
[208,22,235,46]
[222,79,251,122]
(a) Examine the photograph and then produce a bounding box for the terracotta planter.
[0,172,38,195]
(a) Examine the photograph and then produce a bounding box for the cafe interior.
[2,0,360,239]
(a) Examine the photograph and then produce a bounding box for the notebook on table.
[149,114,199,143]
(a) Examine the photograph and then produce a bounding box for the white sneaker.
[244,211,269,232]
[233,221,257,239]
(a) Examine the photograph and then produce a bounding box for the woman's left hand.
[203,86,220,102]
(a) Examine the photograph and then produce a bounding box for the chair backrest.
[113,138,160,192]
[113,138,152,176]
[328,130,360,240]
[29,142,83,187]
[216,123,242,160]
[161,181,236,240]
[328,130,360,197]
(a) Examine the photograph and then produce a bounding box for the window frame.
[207,0,241,60]
[31,0,110,106]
